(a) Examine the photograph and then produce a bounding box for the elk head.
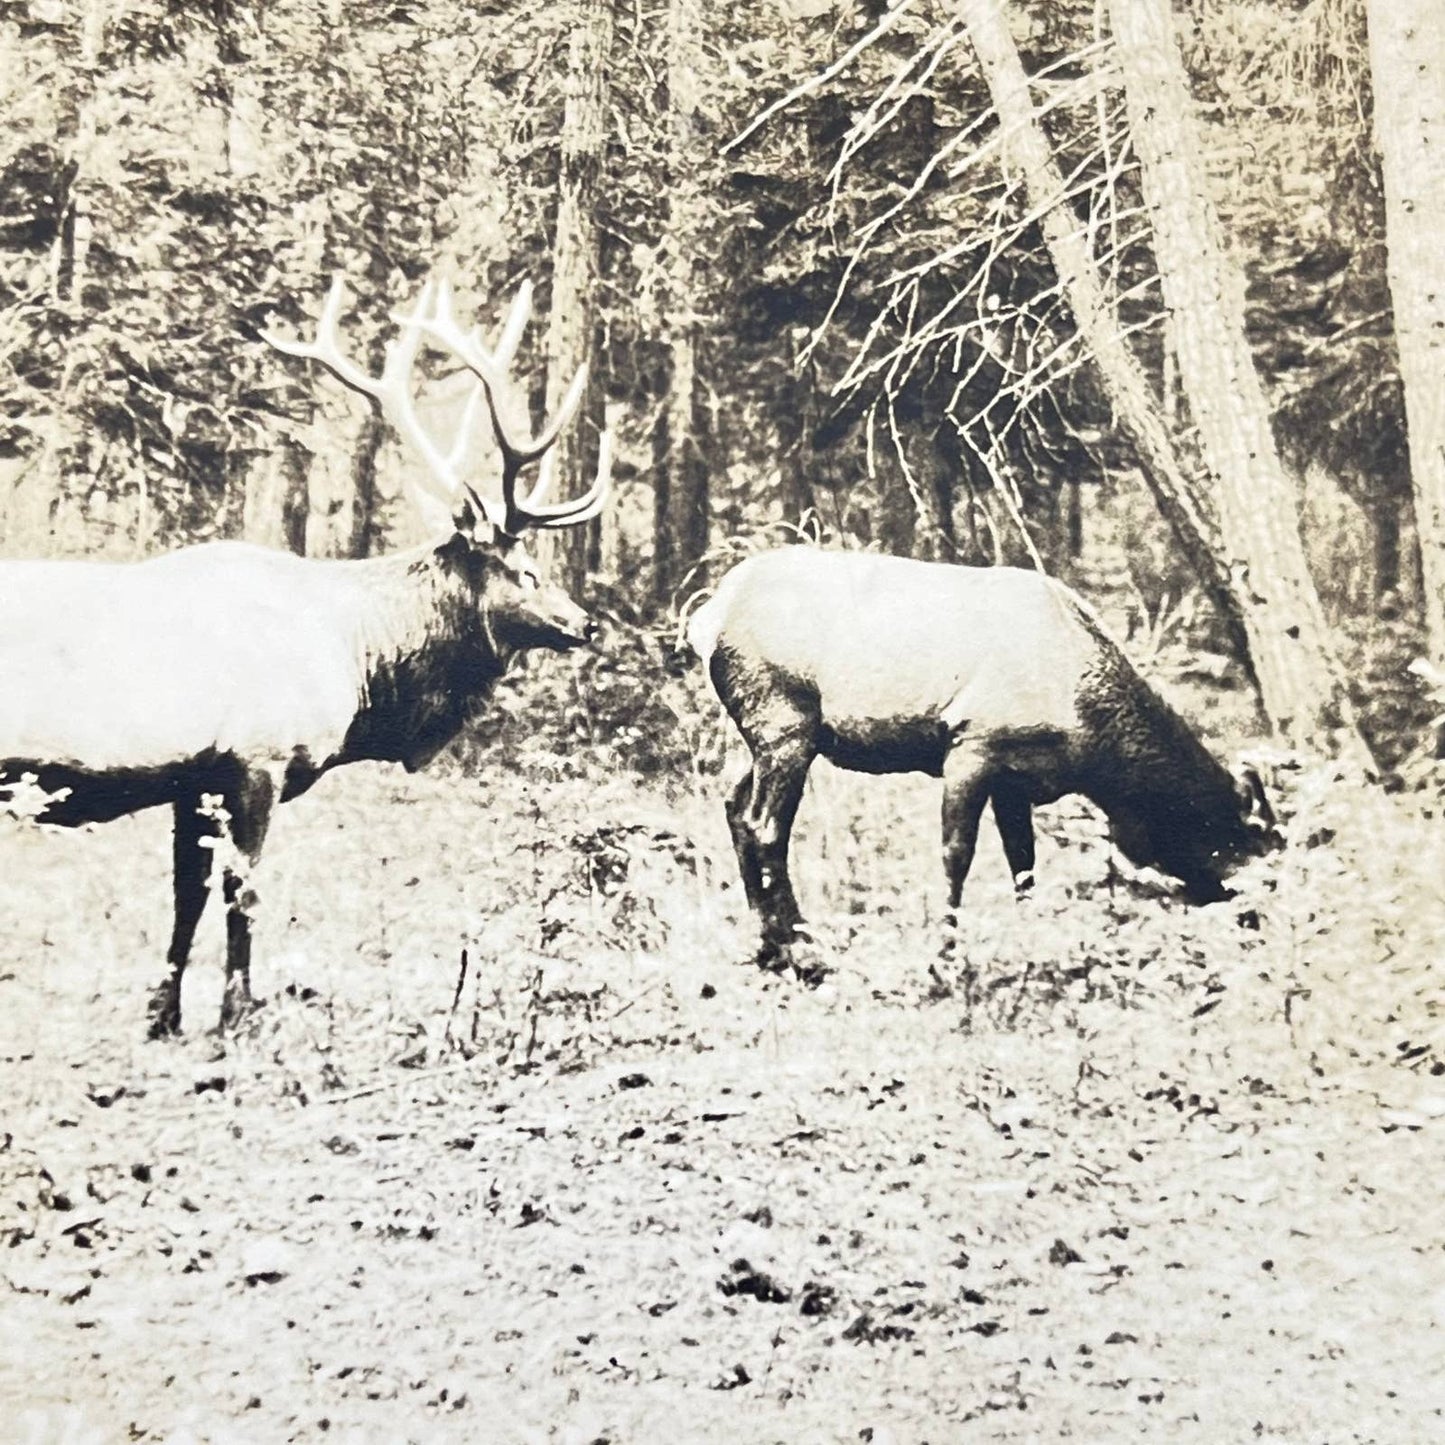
[1106,760,1281,903]
[262,275,611,656]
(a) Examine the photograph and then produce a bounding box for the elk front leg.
[149,793,218,1039]
[941,743,992,956]
[218,765,277,1030]
[727,745,813,967]
[990,779,1036,894]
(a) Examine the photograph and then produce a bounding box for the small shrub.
[452,612,727,782]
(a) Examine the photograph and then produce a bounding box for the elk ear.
[452,485,499,544]
[1234,763,1279,837]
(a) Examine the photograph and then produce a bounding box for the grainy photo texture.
[2,1,1443,1440]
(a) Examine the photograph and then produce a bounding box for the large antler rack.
[263,277,611,538]
[418,280,612,536]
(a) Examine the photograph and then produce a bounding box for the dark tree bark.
[1366,0,1445,663]
[960,0,1367,761]
[1110,0,1365,760]
[652,0,711,602]
[959,0,1235,626]
[777,361,819,529]
[347,411,385,559]
[540,0,616,594]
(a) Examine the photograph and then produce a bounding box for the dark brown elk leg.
[940,743,992,957]
[990,780,1036,894]
[725,771,765,912]
[149,793,218,1039]
[728,742,814,967]
[218,765,277,1030]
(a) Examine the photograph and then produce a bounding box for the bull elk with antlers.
[0,277,610,1037]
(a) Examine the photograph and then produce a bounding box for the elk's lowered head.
[1069,645,1282,904]
[1105,760,1280,903]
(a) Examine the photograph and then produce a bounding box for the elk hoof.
[218,987,265,1033]
[751,936,830,986]
[789,953,832,988]
[753,925,816,970]
[750,940,792,974]
[938,925,963,963]
[146,983,182,1040]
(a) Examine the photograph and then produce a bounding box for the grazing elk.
[688,547,1277,968]
[0,277,610,1036]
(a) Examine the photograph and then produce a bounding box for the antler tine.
[262,277,377,396]
[371,278,477,508]
[266,277,506,520]
[419,287,590,466]
[491,280,532,371]
[494,366,603,532]
[415,289,526,457]
[433,278,530,374]
[408,281,605,536]
[524,363,588,465]
[525,428,613,531]
[444,380,486,480]
[491,363,593,530]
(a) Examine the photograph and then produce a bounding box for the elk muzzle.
[515,585,598,651]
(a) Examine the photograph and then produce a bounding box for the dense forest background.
[0,0,1440,774]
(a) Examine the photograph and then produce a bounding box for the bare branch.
[722,0,919,156]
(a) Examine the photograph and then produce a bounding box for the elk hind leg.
[218,765,277,1030]
[725,771,765,912]
[730,744,814,968]
[149,792,218,1039]
[941,744,992,959]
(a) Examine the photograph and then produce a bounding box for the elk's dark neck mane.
[1066,616,1238,822]
[332,543,506,771]
[1072,655,1247,879]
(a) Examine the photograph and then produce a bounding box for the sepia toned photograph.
[2,0,1442,1439]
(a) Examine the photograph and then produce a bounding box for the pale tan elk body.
[690,547,1275,965]
[0,278,610,1036]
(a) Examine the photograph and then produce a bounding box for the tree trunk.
[1062,476,1084,561]
[1366,0,1445,663]
[340,198,393,558]
[19,0,110,555]
[652,311,709,600]
[958,0,1241,645]
[242,437,309,554]
[54,0,106,307]
[1109,0,1365,760]
[777,361,819,529]
[960,0,1366,760]
[301,387,365,559]
[1374,499,1401,604]
[873,446,919,557]
[347,410,385,558]
[223,32,310,557]
[653,0,710,603]
[540,0,615,594]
